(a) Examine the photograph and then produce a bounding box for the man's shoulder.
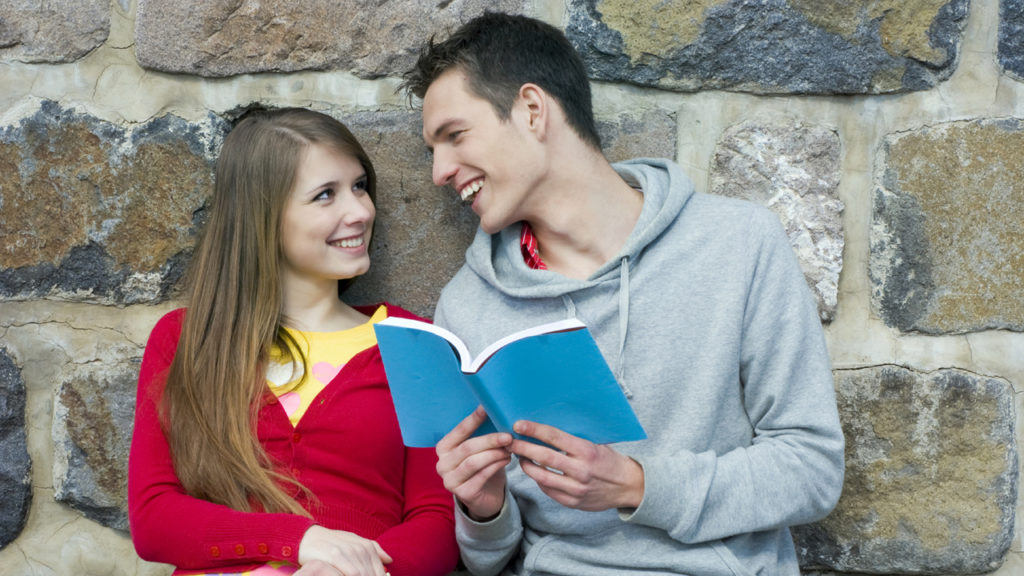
[666,191,781,239]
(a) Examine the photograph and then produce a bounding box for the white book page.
[469,318,586,373]
[376,317,474,372]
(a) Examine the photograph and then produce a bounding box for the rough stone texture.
[870,118,1024,334]
[710,121,844,322]
[342,110,478,318]
[567,0,969,94]
[0,101,226,305]
[135,0,527,78]
[53,359,140,532]
[597,109,677,163]
[1000,0,1024,80]
[0,347,31,548]
[794,365,1017,574]
[344,107,678,318]
[0,0,108,63]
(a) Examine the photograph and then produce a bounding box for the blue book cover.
[374,317,647,448]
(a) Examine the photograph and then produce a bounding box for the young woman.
[128,108,458,576]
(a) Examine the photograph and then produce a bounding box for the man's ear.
[518,83,548,139]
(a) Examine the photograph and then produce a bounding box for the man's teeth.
[460,180,482,202]
[332,237,364,248]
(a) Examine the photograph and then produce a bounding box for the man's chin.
[477,217,506,235]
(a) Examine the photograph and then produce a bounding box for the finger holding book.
[512,420,645,513]
[436,406,514,521]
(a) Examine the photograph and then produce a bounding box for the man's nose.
[432,148,457,187]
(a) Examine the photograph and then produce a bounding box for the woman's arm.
[371,444,459,576]
[128,310,315,570]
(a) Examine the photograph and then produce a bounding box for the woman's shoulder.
[142,308,188,355]
[151,307,187,337]
[366,302,430,324]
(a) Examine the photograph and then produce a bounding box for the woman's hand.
[294,559,343,576]
[298,525,392,576]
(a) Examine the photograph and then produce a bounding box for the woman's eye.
[353,178,369,195]
[314,188,334,201]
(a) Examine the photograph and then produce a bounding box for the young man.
[402,12,844,576]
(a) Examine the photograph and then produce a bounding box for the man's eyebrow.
[427,119,459,144]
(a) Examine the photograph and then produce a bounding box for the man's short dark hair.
[401,12,601,150]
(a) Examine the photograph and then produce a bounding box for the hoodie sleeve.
[622,208,845,543]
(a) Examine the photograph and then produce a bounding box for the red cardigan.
[128,304,458,575]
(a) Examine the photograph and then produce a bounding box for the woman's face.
[279,143,375,294]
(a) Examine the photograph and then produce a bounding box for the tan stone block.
[871,118,1024,334]
[795,365,1017,573]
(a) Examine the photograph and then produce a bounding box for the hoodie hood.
[463,157,695,299]
[459,158,695,395]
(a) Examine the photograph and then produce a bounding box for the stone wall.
[0,1,1021,575]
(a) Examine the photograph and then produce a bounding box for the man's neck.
[525,155,643,280]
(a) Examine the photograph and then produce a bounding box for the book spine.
[466,372,513,435]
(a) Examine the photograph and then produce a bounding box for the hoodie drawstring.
[560,294,577,318]
[617,257,634,398]
[560,258,634,398]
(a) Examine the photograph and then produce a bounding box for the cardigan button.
[209,546,220,557]
[282,545,293,557]
[292,432,301,443]
[258,542,269,554]
[234,544,245,556]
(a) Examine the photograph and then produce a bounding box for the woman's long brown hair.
[161,108,377,514]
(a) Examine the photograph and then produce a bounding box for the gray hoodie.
[434,158,844,576]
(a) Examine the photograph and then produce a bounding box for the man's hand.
[298,525,391,576]
[511,420,644,511]
[435,406,514,521]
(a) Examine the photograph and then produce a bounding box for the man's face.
[421,68,540,234]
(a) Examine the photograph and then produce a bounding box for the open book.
[374,317,647,448]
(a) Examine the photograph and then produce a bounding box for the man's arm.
[434,406,524,576]
[621,208,844,542]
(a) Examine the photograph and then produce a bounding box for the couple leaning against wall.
[127,12,844,576]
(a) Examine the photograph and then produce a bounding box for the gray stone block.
[342,109,478,318]
[999,0,1024,80]
[794,365,1017,574]
[0,0,108,63]
[53,360,140,532]
[567,0,969,94]
[135,0,527,78]
[710,120,844,322]
[870,118,1024,334]
[598,109,677,164]
[0,347,31,548]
